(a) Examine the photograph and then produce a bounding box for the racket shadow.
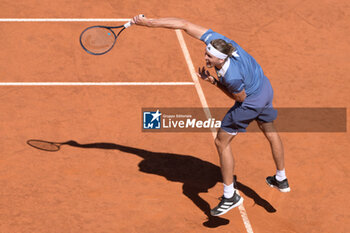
[29,140,276,226]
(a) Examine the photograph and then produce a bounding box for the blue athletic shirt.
[200,29,265,96]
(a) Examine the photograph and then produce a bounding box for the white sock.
[223,183,235,198]
[276,169,287,181]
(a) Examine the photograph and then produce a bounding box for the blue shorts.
[221,76,277,134]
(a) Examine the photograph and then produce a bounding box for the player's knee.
[214,137,221,148]
[215,136,227,150]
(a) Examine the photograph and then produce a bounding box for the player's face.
[204,50,224,69]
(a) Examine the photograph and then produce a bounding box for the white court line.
[175,29,254,233]
[0,18,130,22]
[0,82,195,86]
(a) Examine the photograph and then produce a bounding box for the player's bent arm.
[215,81,246,102]
[133,16,208,40]
[232,89,246,102]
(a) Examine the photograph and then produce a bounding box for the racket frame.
[79,25,126,55]
[27,139,62,152]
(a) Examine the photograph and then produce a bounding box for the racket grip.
[124,21,132,28]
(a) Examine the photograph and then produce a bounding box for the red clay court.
[0,0,349,232]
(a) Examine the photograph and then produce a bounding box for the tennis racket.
[79,15,144,55]
[27,139,64,152]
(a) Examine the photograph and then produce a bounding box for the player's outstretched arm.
[131,15,208,40]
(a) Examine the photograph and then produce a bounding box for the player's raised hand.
[197,67,217,85]
[131,14,147,26]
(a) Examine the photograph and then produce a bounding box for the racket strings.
[80,27,116,55]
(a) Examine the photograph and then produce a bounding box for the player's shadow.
[60,140,276,227]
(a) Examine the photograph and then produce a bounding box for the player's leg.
[257,121,290,192]
[214,128,236,186]
[210,129,243,216]
[257,121,284,170]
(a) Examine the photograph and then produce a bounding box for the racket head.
[27,140,61,152]
[80,26,122,55]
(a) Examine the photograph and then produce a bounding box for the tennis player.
[132,15,290,216]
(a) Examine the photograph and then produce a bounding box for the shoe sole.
[211,197,244,216]
[266,180,291,192]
